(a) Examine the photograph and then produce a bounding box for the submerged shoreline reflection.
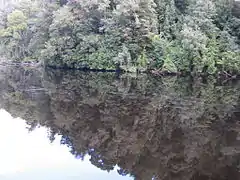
[0,109,132,180]
[0,66,239,180]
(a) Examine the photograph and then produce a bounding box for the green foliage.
[146,35,164,69]
[221,51,240,73]
[0,10,28,59]
[162,54,177,72]
[7,10,27,31]
[137,49,148,67]
[0,0,240,75]
[0,1,60,60]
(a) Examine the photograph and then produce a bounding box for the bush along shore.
[0,0,240,78]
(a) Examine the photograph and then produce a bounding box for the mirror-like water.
[0,109,131,180]
[0,65,239,180]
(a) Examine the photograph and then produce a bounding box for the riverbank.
[45,62,240,82]
[2,61,239,84]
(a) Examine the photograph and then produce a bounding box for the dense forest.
[0,0,240,75]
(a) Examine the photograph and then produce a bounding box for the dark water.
[0,65,239,180]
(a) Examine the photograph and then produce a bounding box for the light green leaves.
[7,10,27,31]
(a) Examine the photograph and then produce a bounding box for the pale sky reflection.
[0,109,132,180]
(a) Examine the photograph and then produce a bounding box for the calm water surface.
[0,65,239,180]
[0,109,131,180]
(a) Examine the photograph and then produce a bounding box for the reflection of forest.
[0,66,240,180]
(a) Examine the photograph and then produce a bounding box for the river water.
[0,65,239,180]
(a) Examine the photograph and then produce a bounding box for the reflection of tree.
[0,66,240,180]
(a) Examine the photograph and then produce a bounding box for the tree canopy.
[0,0,240,75]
